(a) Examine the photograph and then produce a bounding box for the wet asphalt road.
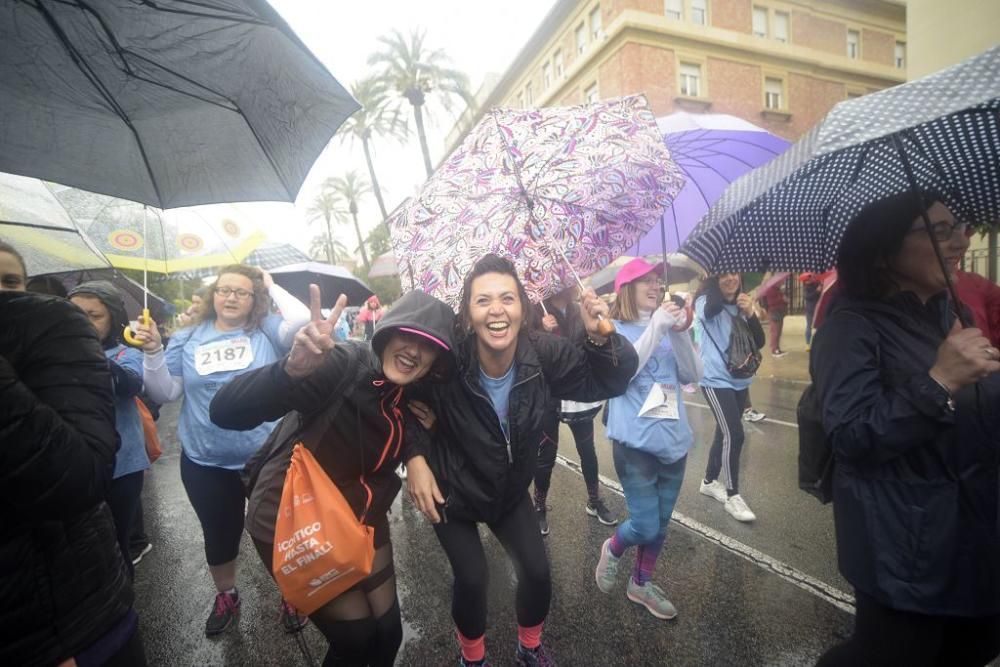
[133,375,870,667]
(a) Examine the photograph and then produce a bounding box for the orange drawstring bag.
[271,444,375,615]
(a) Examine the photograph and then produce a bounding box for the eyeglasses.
[215,286,254,300]
[908,219,973,242]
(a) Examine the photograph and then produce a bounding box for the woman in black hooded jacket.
[211,287,455,667]
[405,254,638,667]
[813,192,1000,666]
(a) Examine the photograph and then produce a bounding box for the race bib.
[195,337,254,375]
[638,383,679,420]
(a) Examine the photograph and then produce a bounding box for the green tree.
[308,233,349,264]
[368,28,474,178]
[365,222,394,259]
[323,171,373,270]
[306,190,345,265]
[341,77,408,221]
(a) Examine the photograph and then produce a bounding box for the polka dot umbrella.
[680,45,1000,287]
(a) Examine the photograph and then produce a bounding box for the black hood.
[67,280,129,349]
[371,290,456,381]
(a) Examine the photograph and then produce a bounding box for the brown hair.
[455,253,535,339]
[609,281,641,322]
[195,264,270,331]
[0,240,27,279]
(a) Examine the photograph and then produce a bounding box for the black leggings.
[180,452,246,565]
[253,538,402,667]
[433,493,551,639]
[534,411,600,500]
[702,386,749,494]
[107,470,144,579]
[816,590,1000,666]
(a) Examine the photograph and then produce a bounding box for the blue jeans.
[611,442,687,547]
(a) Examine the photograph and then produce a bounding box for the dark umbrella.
[680,45,1000,301]
[0,0,359,209]
[269,262,373,307]
[34,268,170,323]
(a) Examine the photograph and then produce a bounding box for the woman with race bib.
[134,265,310,636]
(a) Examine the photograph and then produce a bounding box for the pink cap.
[614,258,665,293]
[397,326,450,351]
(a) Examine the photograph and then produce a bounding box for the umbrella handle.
[122,309,151,348]
[596,315,616,337]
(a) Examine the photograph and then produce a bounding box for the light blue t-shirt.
[478,363,516,440]
[606,319,693,464]
[695,296,753,391]
[107,345,150,478]
[166,315,289,469]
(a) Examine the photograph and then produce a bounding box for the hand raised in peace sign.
[284,284,348,379]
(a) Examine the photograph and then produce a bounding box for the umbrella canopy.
[34,268,171,323]
[0,0,359,209]
[368,252,400,279]
[757,272,791,298]
[586,253,702,295]
[269,262,373,307]
[628,112,790,257]
[679,46,1000,275]
[387,95,685,307]
[0,172,111,275]
[51,185,267,274]
[168,242,311,281]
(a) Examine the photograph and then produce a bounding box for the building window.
[752,6,768,38]
[765,77,784,110]
[554,50,564,78]
[665,0,683,20]
[543,62,552,89]
[575,23,587,55]
[590,6,603,40]
[895,41,906,69]
[679,63,702,97]
[584,83,598,104]
[847,30,860,59]
[691,0,707,25]
[774,11,789,43]
[526,82,533,106]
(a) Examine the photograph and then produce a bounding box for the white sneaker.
[699,479,728,503]
[725,494,757,522]
[742,408,766,423]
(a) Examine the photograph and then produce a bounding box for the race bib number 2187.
[195,337,254,375]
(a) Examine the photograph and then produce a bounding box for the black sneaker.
[536,505,549,536]
[459,655,491,666]
[516,642,556,666]
[585,499,618,526]
[205,590,240,636]
[130,542,153,566]
[279,599,308,634]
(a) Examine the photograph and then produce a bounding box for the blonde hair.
[609,282,641,322]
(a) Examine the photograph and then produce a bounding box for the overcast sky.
[257,0,558,260]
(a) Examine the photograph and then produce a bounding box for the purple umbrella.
[387,95,684,308]
[629,112,790,260]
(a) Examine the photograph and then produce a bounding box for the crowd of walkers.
[3,189,1000,667]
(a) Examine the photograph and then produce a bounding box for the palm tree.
[308,234,349,264]
[323,171,372,270]
[368,28,473,178]
[341,77,408,221]
[306,190,345,265]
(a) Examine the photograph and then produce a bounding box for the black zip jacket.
[812,291,1000,616]
[1,293,133,666]
[210,290,454,548]
[410,330,638,524]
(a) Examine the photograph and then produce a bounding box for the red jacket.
[954,271,1000,347]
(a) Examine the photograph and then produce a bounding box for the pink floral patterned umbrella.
[386,94,685,308]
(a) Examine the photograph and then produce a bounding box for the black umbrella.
[680,46,1000,285]
[0,0,359,209]
[269,262,373,307]
[34,268,170,323]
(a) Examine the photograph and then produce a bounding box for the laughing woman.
[406,254,638,667]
